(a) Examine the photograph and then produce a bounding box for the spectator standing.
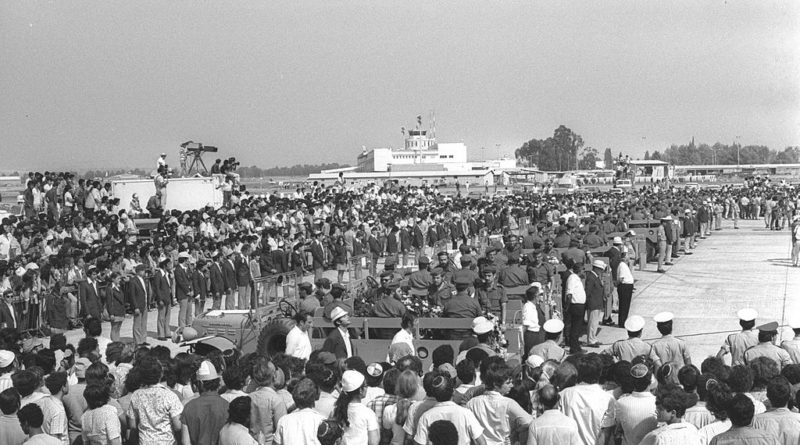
[466,361,532,445]
[273,378,325,445]
[0,388,27,445]
[639,385,701,445]
[180,361,229,445]
[614,364,658,445]
[527,385,580,445]
[248,358,287,445]
[219,396,258,445]
[332,370,379,445]
[709,393,777,445]
[126,357,183,445]
[559,354,616,445]
[18,403,62,445]
[80,384,122,445]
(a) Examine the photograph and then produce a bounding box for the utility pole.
[735,136,741,166]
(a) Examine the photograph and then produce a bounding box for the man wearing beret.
[476,266,507,324]
[443,273,482,339]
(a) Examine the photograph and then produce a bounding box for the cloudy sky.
[1,0,798,171]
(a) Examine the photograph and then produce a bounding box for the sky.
[1,0,799,171]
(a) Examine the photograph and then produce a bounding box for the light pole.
[735,136,741,166]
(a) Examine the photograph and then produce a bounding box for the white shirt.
[522,301,540,332]
[285,326,311,360]
[390,329,415,358]
[640,421,701,445]
[617,262,634,285]
[342,402,379,445]
[614,391,658,445]
[414,401,484,445]
[273,407,324,445]
[559,383,616,445]
[565,273,586,305]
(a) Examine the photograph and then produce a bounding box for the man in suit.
[209,252,226,310]
[310,231,326,282]
[367,228,381,276]
[221,251,237,310]
[321,307,355,359]
[174,252,194,328]
[604,237,623,326]
[106,272,127,342]
[127,264,150,345]
[79,265,103,320]
[235,246,252,310]
[0,289,17,330]
[585,260,607,348]
[154,258,173,340]
[192,259,209,316]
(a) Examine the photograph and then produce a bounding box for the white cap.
[591,259,607,270]
[15,267,25,277]
[787,316,800,330]
[624,315,646,332]
[628,230,636,236]
[196,361,219,381]
[472,317,494,335]
[330,307,348,323]
[0,350,15,368]
[25,262,39,271]
[737,308,758,322]
[653,312,674,323]
[526,354,545,368]
[612,236,623,245]
[543,319,564,334]
[178,252,191,259]
[341,370,365,392]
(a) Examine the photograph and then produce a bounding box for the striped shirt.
[614,391,658,445]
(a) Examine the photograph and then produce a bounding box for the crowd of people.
[0,168,799,444]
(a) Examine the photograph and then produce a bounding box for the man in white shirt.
[285,311,313,360]
[560,354,616,445]
[528,385,580,445]
[273,378,324,445]
[615,364,658,445]
[564,264,587,354]
[414,372,487,445]
[615,248,635,328]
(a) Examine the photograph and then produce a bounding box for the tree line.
[516,127,800,171]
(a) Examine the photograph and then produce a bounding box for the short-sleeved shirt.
[743,343,791,370]
[527,410,581,445]
[477,286,508,315]
[342,402,379,445]
[443,293,482,319]
[249,386,287,445]
[81,405,121,445]
[127,384,184,445]
[565,273,585,304]
[0,413,27,445]
[466,391,532,445]
[614,391,657,445]
[559,383,616,445]
[181,393,229,445]
[723,330,758,366]
[639,422,700,445]
[414,401,485,445]
[285,326,312,360]
[709,425,779,445]
[606,338,655,363]
[529,340,567,363]
[273,408,325,445]
[219,423,258,445]
[751,408,800,445]
[650,335,691,368]
[780,338,800,364]
[36,396,69,445]
[22,433,62,445]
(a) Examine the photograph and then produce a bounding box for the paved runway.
[63,218,798,363]
[594,218,799,365]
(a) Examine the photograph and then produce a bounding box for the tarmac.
[62,217,799,364]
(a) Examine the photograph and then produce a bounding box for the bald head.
[538,384,560,410]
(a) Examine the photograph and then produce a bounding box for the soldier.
[529,319,567,362]
[427,267,455,307]
[780,317,800,364]
[716,308,759,366]
[475,265,507,324]
[744,321,791,370]
[656,216,671,273]
[650,312,692,369]
[604,316,657,363]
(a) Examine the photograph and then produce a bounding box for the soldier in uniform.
[442,274,482,339]
[780,317,800,364]
[603,315,658,362]
[428,267,455,307]
[743,321,791,370]
[656,216,671,273]
[650,312,692,369]
[716,308,759,366]
[475,265,507,324]
[529,319,567,362]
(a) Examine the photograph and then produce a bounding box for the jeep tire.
[256,318,296,358]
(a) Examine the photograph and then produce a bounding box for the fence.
[252,272,299,308]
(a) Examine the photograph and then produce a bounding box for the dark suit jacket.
[127,276,150,312]
[80,280,103,319]
[271,250,288,274]
[106,285,127,317]
[311,241,326,269]
[585,271,605,311]
[192,270,208,300]
[0,302,17,329]
[210,263,226,296]
[234,256,251,287]
[174,265,193,301]
[152,270,172,305]
[222,260,237,290]
[608,247,621,281]
[321,327,356,359]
